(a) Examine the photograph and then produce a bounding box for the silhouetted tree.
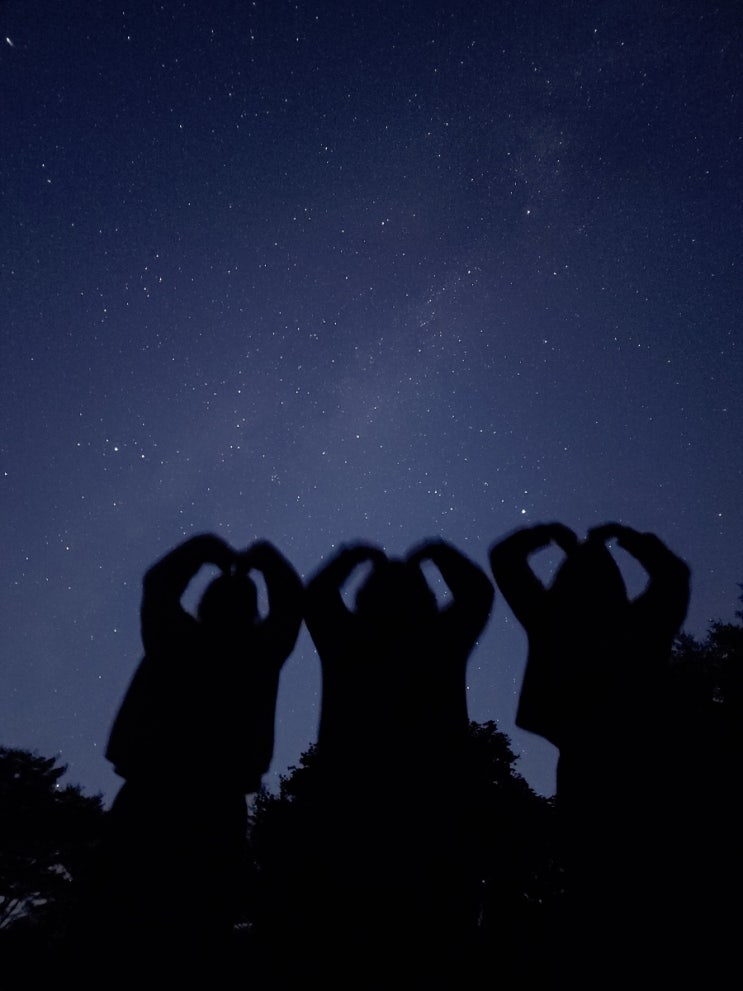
[246,721,557,987]
[0,748,104,930]
[0,748,104,978]
[462,721,560,983]
[671,586,743,721]
[664,590,743,981]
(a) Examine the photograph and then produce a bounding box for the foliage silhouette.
[246,721,557,987]
[664,588,743,983]
[0,748,104,931]
[0,748,104,980]
[671,585,743,720]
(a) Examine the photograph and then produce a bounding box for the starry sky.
[1,0,741,804]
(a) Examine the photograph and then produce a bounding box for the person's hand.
[232,539,279,580]
[490,522,578,565]
[332,542,388,569]
[588,523,688,574]
[489,523,578,630]
[588,522,690,634]
[406,537,449,566]
[141,534,235,652]
[143,534,235,601]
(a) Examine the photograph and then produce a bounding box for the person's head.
[550,538,628,631]
[548,540,630,656]
[197,571,259,632]
[354,558,437,625]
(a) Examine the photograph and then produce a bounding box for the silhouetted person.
[295,540,494,987]
[79,535,302,987]
[488,522,580,748]
[490,523,690,986]
[491,522,689,744]
[304,540,494,777]
[107,536,302,792]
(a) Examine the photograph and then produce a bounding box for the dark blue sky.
[1,0,741,803]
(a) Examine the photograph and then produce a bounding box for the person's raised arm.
[140,534,234,655]
[588,523,690,640]
[305,543,386,618]
[239,540,303,663]
[408,539,494,637]
[489,523,578,630]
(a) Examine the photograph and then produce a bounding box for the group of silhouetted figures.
[57,524,738,988]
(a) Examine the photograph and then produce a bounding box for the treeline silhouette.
[1,526,740,988]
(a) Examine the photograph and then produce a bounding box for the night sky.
[1,0,741,804]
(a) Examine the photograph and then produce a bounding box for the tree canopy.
[0,747,104,959]
[245,721,558,985]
